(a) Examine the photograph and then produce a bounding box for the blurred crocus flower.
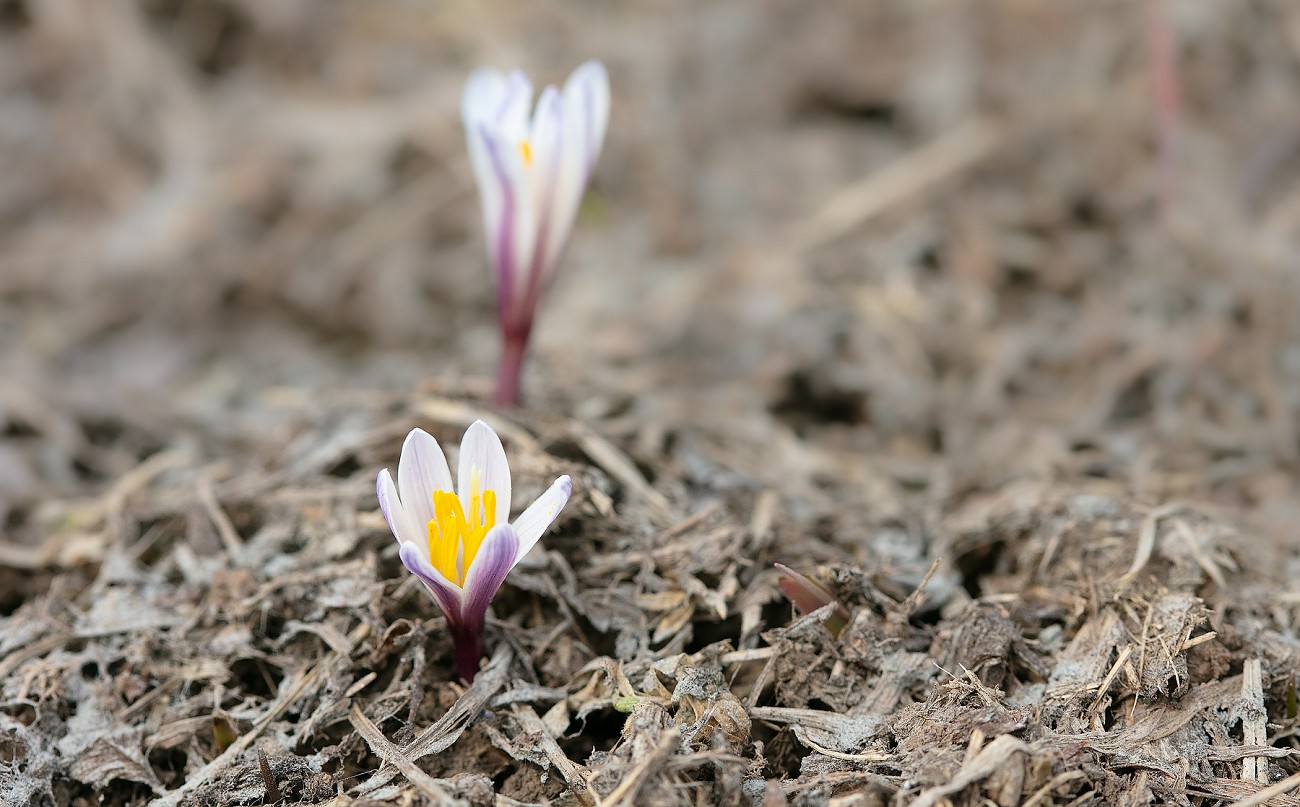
[774,563,851,637]
[462,61,610,406]
[377,420,571,680]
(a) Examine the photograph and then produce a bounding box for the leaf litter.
[3,2,1300,805]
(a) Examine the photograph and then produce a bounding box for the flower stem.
[452,626,484,682]
[494,328,530,407]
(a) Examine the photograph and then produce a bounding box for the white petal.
[466,122,505,267]
[505,71,536,135]
[397,428,453,530]
[468,125,513,295]
[520,85,564,298]
[456,420,512,526]
[511,475,571,563]
[377,469,422,550]
[504,156,539,312]
[528,85,563,201]
[542,60,609,278]
[461,68,508,127]
[566,60,610,173]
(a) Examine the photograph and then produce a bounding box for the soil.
[3,2,1300,806]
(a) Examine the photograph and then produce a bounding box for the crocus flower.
[462,60,611,406]
[377,420,571,681]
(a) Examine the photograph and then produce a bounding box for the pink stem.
[493,327,531,408]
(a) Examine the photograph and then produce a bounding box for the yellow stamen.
[427,487,497,586]
[519,140,532,166]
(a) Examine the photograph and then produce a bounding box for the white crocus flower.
[376,420,571,680]
[462,61,610,405]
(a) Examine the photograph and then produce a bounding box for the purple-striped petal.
[459,524,520,634]
[464,68,534,136]
[472,125,516,307]
[456,420,512,526]
[462,60,608,332]
[511,475,571,563]
[464,69,536,326]
[397,428,453,530]
[478,125,537,322]
[400,541,464,624]
[494,70,534,138]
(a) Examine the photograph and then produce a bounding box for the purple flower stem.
[452,624,485,682]
[494,326,531,407]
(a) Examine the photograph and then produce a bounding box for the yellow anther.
[427,488,498,585]
[519,140,533,166]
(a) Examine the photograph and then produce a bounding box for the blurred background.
[7,3,1300,803]
[3,0,1300,542]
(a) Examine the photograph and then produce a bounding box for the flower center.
[427,486,497,586]
[519,140,533,166]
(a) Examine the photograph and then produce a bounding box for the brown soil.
[3,2,1300,805]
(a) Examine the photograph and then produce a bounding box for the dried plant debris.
[5,2,1300,806]
[10,406,1295,807]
